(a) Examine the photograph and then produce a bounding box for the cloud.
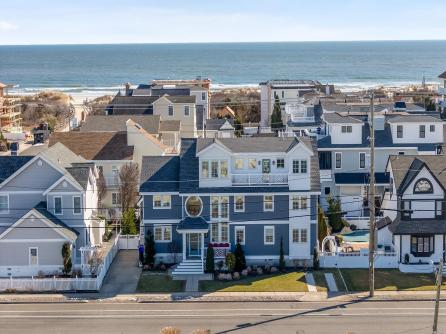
[0,21,18,31]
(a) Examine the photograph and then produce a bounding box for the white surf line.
[324,273,338,292]
[305,272,318,292]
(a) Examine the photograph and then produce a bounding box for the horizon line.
[1,39,446,47]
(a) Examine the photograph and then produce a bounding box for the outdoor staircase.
[171,259,204,275]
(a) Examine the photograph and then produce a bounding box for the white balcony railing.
[104,176,120,187]
[232,173,288,186]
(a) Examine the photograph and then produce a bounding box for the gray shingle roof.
[160,120,181,132]
[107,96,159,115]
[388,155,446,194]
[389,217,446,235]
[196,137,302,154]
[386,115,443,123]
[65,166,91,190]
[139,156,180,192]
[439,71,446,79]
[0,156,33,183]
[34,202,79,240]
[205,119,235,131]
[323,112,364,124]
[81,115,160,134]
[161,95,196,104]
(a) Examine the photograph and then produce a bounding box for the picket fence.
[0,234,120,292]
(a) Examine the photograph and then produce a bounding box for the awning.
[176,217,209,233]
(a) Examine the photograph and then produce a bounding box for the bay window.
[410,235,434,257]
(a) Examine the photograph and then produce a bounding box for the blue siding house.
[139,137,321,274]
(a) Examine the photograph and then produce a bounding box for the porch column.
[182,233,186,260]
[201,233,205,260]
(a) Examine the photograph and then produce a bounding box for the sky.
[1,0,446,45]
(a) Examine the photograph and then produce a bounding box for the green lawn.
[137,273,185,293]
[199,272,308,292]
[340,269,446,291]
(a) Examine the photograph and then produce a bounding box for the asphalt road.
[0,300,445,334]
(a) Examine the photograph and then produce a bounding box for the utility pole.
[433,257,444,334]
[368,93,376,298]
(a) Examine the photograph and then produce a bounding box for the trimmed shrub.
[61,242,72,275]
[205,244,215,273]
[234,242,246,272]
[225,252,236,273]
[279,237,286,271]
[144,230,156,266]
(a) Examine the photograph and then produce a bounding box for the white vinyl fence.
[118,234,140,250]
[0,234,120,292]
[320,251,398,269]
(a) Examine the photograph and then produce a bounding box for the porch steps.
[172,260,204,275]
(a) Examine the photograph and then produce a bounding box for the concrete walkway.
[304,272,317,292]
[100,250,141,296]
[324,273,339,292]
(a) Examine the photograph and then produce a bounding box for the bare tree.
[119,162,139,213]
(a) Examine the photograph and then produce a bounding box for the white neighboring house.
[0,143,104,277]
[318,112,444,227]
[379,155,446,270]
[260,79,333,127]
[204,118,235,138]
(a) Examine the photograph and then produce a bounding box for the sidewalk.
[0,290,443,304]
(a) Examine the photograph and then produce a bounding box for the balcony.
[105,176,120,187]
[232,173,288,186]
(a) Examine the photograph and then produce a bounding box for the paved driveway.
[100,250,141,295]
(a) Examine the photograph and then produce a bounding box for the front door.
[262,159,271,174]
[187,233,201,258]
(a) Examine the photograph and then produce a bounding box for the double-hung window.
[153,195,171,209]
[211,196,229,219]
[248,158,257,169]
[112,192,121,206]
[341,125,352,133]
[430,125,435,132]
[235,226,245,244]
[154,225,172,242]
[419,125,426,138]
[300,160,307,173]
[202,160,228,179]
[234,195,245,212]
[210,222,229,243]
[291,195,307,210]
[292,229,308,243]
[292,160,299,174]
[184,105,190,116]
[335,152,342,169]
[168,105,174,116]
[235,159,244,169]
[264,226,275,245]
[0,195,9,214]
[54,197,62,215]
[201,92,206,101]
[29,247,38,265]
[276,158,285,169]
[263,195,274,211]
[292,160,307,173]
[359,152,366,169]
[73,196,81,214]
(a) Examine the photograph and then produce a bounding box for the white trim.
[359,152,366,169]
[335,152,342,169]
[0,190,43,194]
[196,140,233,157]
[234,195,245,212]
[153,194,172,210]
[264,226,275,245]
[263,195,274,212]
[0,194,9,214]
[43,175,83,196]
[235,226,245,245]
[0,209,76,242]
[286,141,314,156]
[29,247,39,266]
[153,224,172,243]
[0,239,67,243]
[53,196,63,215]
[73,195,82,215]
[184,196,203,217]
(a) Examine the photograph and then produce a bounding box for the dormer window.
[413,178,433,194]
[341,125,352,133]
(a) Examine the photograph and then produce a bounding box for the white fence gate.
[118,235,140,250]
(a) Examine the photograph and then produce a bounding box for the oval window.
[185,196,203,217]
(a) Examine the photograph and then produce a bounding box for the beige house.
[152,95,198,138]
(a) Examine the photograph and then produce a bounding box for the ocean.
[0,41,445,95]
